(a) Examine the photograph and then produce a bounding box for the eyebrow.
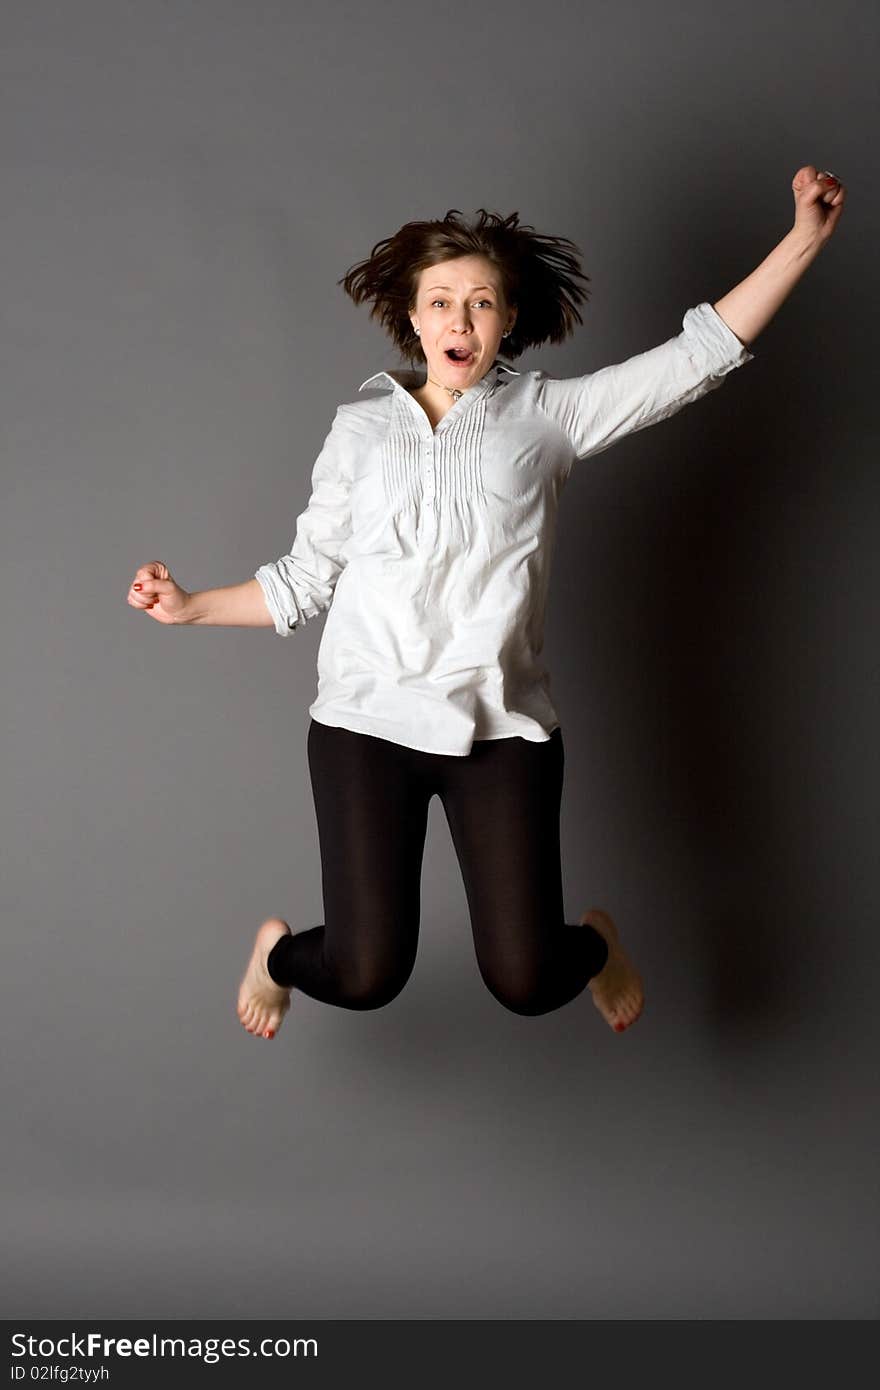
[426,285,497,295]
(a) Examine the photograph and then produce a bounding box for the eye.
[429,299,494,309]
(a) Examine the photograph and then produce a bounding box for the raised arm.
[712,165,846,348]
[535,300,754,462]
[535,165,846,464]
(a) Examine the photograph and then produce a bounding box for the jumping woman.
[126,165,846,1042]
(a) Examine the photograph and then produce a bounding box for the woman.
[127,165,846,1042]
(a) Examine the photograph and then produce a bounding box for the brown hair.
[338,208,591,367]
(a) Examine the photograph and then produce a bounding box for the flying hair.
[338,208,591,367]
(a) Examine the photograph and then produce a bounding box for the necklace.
[426,376,464,402]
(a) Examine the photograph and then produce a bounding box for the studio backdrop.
[1,0,876,1320]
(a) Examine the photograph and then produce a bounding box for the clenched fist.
[791,165,846,246]
[126,562,191,624]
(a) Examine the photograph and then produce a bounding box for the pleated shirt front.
[255,301,754,755]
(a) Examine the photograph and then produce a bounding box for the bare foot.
[581,908,645,1033]
[237,917,293,1040]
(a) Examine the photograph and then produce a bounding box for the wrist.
[178,591,203,625]
[787,225,825,259]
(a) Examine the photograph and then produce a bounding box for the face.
[409,254,516,392]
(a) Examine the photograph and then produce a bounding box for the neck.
[422,360,494,399]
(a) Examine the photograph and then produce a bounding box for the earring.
[414,327,420,336]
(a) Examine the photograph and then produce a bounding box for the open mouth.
[445,347,475,366]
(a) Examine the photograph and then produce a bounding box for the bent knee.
[480,976,545,1017]
[334,957,415,1011]
[478,961,559,1017]
[488,988,548,1017]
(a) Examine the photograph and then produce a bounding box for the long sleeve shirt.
[254,301,754,756]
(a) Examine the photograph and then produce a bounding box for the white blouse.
[255,301,754,756]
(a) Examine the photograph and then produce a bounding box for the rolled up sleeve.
[255,406,353,635]
[536,301,755,462]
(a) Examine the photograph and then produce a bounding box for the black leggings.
[266,719,609,1016]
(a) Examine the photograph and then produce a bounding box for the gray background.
[2,0,877,1320]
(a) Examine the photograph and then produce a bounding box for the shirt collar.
[357,361,520,393]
